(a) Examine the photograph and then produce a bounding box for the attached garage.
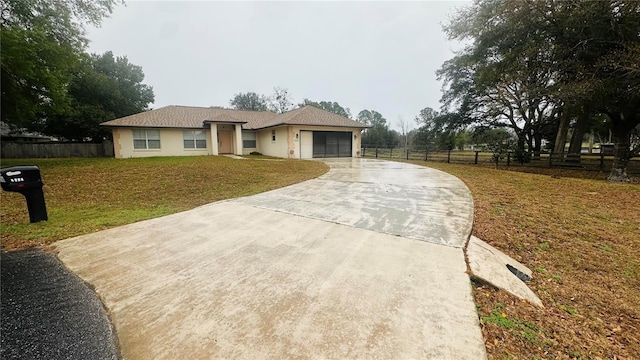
[300,131,353,158]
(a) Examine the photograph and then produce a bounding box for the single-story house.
[101,105,368,159]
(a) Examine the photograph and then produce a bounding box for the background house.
[1,122,57,143]
[101,105,368,159]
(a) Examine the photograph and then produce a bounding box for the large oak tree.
[440,0,640,181]
[1,0,116,131]
[45,51,155,141]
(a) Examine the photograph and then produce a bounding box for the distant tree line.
[227,88,518,155]
[227,89,353,118]
[227,89,401,147]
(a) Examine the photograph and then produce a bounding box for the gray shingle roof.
[101,105,367,130]
[252,106,368,129]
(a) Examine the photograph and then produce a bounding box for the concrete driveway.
[55,158,486,359]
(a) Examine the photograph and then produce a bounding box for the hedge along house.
[101,105,368,159]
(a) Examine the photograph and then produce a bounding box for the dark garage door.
[312,131,352,158]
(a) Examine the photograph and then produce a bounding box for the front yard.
[0,156,328,250]
[2,156,638,358]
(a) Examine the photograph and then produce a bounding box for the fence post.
[600,151,604,171]
[507,152,511,166]
[362,147,366,157]
[447,149,451,163]
[424,149,428,161]
[475,151,479,165]
[390,148,393,158]
[549,152,553,167]
[406,149,409,160]
[375,148,378,158]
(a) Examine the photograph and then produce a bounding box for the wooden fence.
[1,141,114,158]
[361,146,640,175]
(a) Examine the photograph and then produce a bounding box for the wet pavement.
[237,158,474,247]
[1,249,119,360]
[55,158,486,359]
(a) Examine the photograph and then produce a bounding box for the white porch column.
[210,123,218,155]
[234,124,243,155]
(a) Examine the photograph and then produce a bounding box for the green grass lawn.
[0,156,328,250]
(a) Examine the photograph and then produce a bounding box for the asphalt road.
[1,249,119,360]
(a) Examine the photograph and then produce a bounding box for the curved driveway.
[55,158,486,359]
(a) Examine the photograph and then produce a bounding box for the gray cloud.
[86,1,469,130]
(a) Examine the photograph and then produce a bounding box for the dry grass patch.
[1,156,328,250]
[409,161,640,359]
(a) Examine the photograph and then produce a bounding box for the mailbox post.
[0,166,48,223]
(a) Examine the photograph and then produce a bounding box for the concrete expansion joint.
[232,199,465,249]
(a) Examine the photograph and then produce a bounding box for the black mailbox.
[0,165,48,223]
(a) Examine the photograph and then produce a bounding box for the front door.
[300,131,313,159]
[218,130,233,154]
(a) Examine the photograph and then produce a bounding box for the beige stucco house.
[101,105,368,159]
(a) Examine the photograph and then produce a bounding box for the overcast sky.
[86,1,470,130]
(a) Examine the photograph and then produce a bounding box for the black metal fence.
[361,145,640,175]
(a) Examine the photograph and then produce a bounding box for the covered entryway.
[303,131,352,158]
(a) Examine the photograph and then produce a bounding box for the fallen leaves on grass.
[412,161,640,360]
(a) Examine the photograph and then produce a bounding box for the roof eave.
[202,120,248,125]
[251,122,368,130]
[100,124,208,128]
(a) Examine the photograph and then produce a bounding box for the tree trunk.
[517,132,526,152]
[568,111,588,154]
[553,110,570,154]
[533,132,542,159]
[608,124,631,182]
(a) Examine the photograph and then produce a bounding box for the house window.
[133,129,160,149]
[183,130,207,149]
[271,130,276,142]
[242,132,256,148]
